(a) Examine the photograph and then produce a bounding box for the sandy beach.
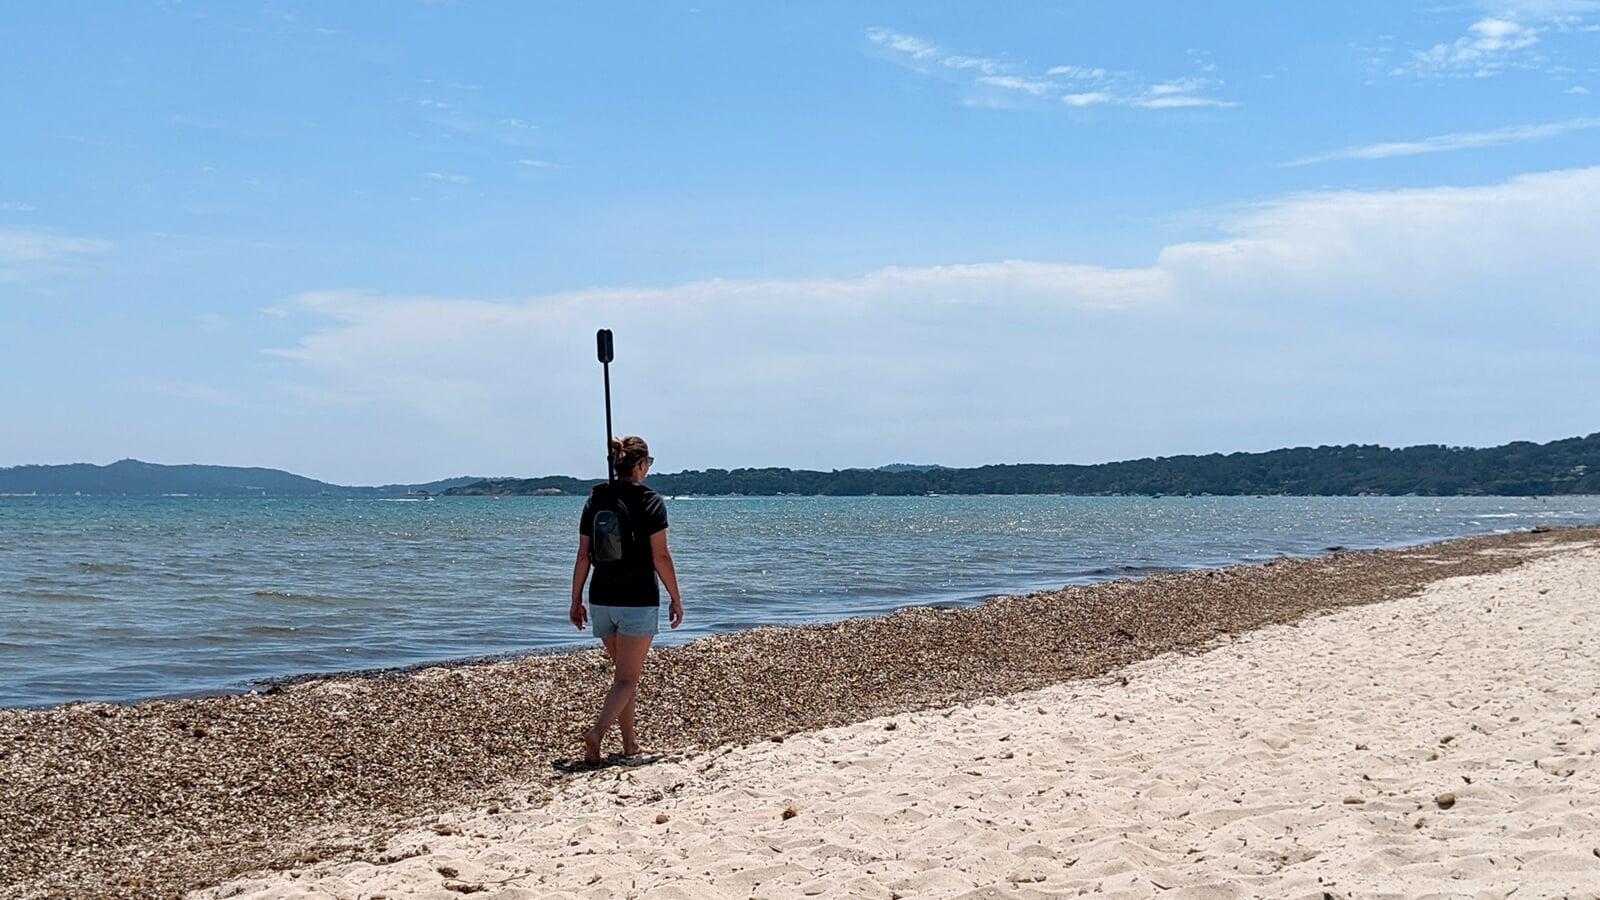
[197,535,1600,899]
[5,527,1598,898]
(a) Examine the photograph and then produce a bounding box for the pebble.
[1435,793,1457,809]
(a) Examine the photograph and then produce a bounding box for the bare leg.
[600,636,642,755]
[585,634,652,764]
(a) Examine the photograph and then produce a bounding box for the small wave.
[1072,564,1176,579]
[27,591,109,604]
[1473,513,1520,519]
[243,624,304,637]
[76,561,139,575]
[250,590,335,606]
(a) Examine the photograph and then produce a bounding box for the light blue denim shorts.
[590,604,660,639]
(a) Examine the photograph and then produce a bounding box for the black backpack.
[588,483,631,563]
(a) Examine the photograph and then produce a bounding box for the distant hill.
[443,433,1600,498]
[0,459,486,498]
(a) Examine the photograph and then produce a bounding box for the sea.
[2,494,1597,708]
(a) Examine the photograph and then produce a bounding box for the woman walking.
[570,435,683,764]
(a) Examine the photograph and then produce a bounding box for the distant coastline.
[3,433,1596,498]
[0,459,485,499]
[446,433,1599,498]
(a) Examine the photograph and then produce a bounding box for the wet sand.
[2,526,1596,898]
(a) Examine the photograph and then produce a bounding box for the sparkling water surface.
[2,494,1597,708]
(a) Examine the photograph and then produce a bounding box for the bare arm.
[650,530,683,628]
[570,535,591,630]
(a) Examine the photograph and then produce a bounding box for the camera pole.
[596,329,615,484]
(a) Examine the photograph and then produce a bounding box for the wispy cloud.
[1132,78,1240,108]
[0,229,111,282]
[517,158,571,170]
[1061,92,1113,107]
[424,171,470,184]
[865,27,1006,77]
[1047,65,1107,80]
[1133,94,1239,109]
[1416,17,1541,73]
[1284,117,1600,165]
[1,201,37,213]
[977,75,1053,95]
[1567,84,1592,93]
[1394,2,1600,77]
[865,27,1237,113]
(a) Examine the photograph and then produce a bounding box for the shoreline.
[7,523,1566,713]
[3,525,1597,898]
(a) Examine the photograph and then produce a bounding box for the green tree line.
[445,433,1600,497]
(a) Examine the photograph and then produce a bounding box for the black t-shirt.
[579,481,669,607]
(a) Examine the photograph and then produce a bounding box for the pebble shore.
[3,526,1595,899]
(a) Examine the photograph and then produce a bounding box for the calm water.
[2,494,1596,708]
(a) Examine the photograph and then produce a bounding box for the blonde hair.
[609,435,650,477]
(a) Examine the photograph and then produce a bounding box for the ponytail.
[610,435,650,478]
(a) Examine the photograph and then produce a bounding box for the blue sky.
[3,1,1598,484]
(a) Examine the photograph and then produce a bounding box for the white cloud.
[1046,65,1107,80]
[1566,85,1592,93]
[1399,2,1600,77]
[1148,78,1207,96]
[1062,92,1113,107]
[1154,167,1600,304]
[1130,78,1238,108]
[0,229,112,282]
[268,167,1600,471]
[1133,94,1239,109]
[941,54,1004,75]
[865,27,1237,114]
[864,27,939,62]
[978,75,1053,95]
[517,158,571,170]
[865,27,1004,75]
[1283,117,1600,165]
[424,171,470,184]
[1,201,37,213]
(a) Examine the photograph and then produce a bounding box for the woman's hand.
[668,595,684,629]
[569,599,588,630]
